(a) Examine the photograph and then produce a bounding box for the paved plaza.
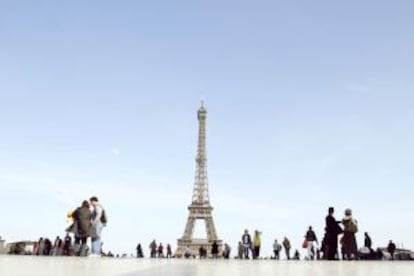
[1,256,413,276]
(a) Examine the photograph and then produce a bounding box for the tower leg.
[182,216,195,240]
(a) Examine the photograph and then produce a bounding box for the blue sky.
[1,0,413,255]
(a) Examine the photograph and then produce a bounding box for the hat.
[345,208,352,216]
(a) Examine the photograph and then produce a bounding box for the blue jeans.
[91,222,104,255]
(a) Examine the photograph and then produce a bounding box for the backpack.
[100,209,108,224]
[348,219,358,233]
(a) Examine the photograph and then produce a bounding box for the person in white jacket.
[90,196,105,257]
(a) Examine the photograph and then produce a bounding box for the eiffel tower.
[176,102,222,257]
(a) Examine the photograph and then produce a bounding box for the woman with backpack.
[341,208,358,260]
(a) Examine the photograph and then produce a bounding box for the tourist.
[237,242,243,259]
[211,241,219,259]
[36,238,44,255]
[376,247,384,260]
[166,244,172,258]
[52,236,62,256]
[44,238,52,256]
[305,226,318,260]
[136,243,143,258]
[223,243,231,259]
[149,240,157,258]
[341,209,358,260]
[199,246,208,259]
[73,200,92,256]
[387,240,396,260]
[157,243,164,258]
[89,196,105,257]
[364,232,372,251]
[241,229,252,259]
[325,207,342,260]
[273,239,282,260]
[63,233,72,256]
[282,237,291,260]
[253,230,261,259]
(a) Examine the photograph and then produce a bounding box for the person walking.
[305,226,318,260]
[325,207,342,260]
[282,237,291,260]
[241,230,252,259]
[89,196,105,257]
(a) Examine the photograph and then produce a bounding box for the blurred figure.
[237,242,243,259]
[283,237,291,260]
[211,241,219,259]
[136,243,144,258]
[325,207,342,260]
[166,244,172,258]
[149,240,157,258]
[387,240,396,260]
[89,196,106,257]
[293,249,300,260]
[73,200,92,256]
[63,233,72,256]
[199,246,207,259]
[305,226,318,260]
[364,232,372,251]
[241,230,251,259]
[223,243,231,259]
[341,209,358,260]
[157,243,164,258]
[273,239,282,260]
[253,230,261,259]
[52,236,63,256]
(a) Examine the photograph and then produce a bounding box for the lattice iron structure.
[175,102,222,257]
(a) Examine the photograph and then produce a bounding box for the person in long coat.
[73,200,92,245]
[325,207,343,260]
[341,208,358,260]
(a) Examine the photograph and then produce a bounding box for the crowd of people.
[11,204,405,260]
[219,206,400,261]
[147,240,173,258]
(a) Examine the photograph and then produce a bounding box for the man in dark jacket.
[325,207,342,260]
[305,226,318,260]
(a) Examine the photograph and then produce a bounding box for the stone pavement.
[0,256,413,276]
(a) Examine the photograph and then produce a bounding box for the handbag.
[302,239,308,249]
